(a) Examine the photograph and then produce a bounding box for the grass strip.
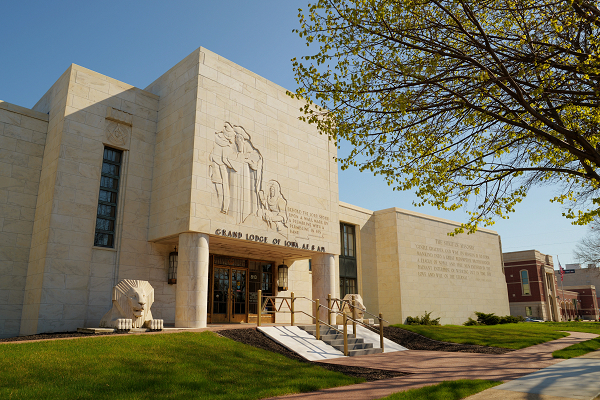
[378,379,502,400]
[394,324,568,349]
[553,337,600,359]
[0,331,362,400]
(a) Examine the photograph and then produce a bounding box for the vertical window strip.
[94,147,123,247]
[339,223,357,297]
[521,269,531,296]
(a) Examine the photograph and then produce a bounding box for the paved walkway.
[266,331,599,400]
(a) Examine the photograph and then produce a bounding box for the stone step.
[347,347,383,357]
[297,325,339,335]
[321,337,363,346]
[318,333,357,341]
[331,342,374,352]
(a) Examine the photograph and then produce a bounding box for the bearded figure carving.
[99,279,163,330]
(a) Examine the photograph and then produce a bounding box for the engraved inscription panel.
[288,207,330,238]
[415,239,492,282]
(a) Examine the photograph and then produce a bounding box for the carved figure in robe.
[259,180,288,237]
[209,123,237,214]
[231,125,263,224]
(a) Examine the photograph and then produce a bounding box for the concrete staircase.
[298,325,383,357]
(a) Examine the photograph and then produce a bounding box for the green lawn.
[379,380,502,400]
[0,331,362,400]
[553,337,600,359]
[394,322,600,351]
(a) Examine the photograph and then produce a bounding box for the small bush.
[475,312,500,325]
[463,317,481,326]
[464,312,524,326]
[499,315,524,324]
[405,311,441,325]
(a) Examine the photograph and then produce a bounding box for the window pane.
[98,190,117,203]
[95,218,114,231]
[101,163,120,176]
[95,147,122,248]
[97,204,116,218]
[104,148,121,163]
[100,176,118,189]
[347,278,356,294]
[94,232,113,247]
[521,270,529,284]
[523,283,531,295]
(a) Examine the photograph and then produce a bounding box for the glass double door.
[212,267,247,323]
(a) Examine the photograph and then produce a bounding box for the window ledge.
[92,246,118,252]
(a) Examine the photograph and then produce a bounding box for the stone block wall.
[18,64,175,334]
[190,47,339,253]
[392,208,510,325]
[0,102,48,338]
[146,49,200,240]
[276,259,313,324]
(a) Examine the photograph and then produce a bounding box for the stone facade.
[339,203,510,325]
[0,47,511,337]
[0,101,48,338]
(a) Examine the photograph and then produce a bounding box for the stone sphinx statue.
[100,279,163,330]
[336,294,368,324]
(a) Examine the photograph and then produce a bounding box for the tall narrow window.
[339,223,357,298]
[94,147,123,247]
[520,269,531,295]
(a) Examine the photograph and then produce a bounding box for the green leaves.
[292,0,600,232]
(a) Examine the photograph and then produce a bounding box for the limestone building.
[0,48,510,338]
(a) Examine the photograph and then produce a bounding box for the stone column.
[176,233,209,328]
[311,253,337,324]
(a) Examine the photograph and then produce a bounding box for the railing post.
[327,294,332,326]
[315,299,320,340]
[257,290,262,327]
[343,313,348,356]
[379,313,384,352]
[352,295,357,336]
[290,292,295,326]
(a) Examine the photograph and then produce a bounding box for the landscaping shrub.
[405,311,440,325]
[499,315,524,324]
[463,312,524,326]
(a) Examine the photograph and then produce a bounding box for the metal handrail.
[333,298,390,324]
[256,291,386,355]
[295,310,344,336]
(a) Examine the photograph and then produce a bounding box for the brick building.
[503,250,599,321]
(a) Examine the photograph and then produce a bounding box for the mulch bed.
[0,331,118,343]
[217,328,408,381]
[381,326,512,354]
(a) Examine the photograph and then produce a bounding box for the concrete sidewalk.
[467,349,600,400]
[266,331,598,400]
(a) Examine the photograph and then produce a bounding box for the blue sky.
[1,0,589,266]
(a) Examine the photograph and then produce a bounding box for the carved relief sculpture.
[105,107,132,148]
[99,279,163,330]
[210,122,289,237]
[258,180,288,237]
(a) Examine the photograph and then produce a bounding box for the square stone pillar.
[311,253,338,324]
[176,233,209,328]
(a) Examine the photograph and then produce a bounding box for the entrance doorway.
[208,255,276,324]
[212,267,247,323]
